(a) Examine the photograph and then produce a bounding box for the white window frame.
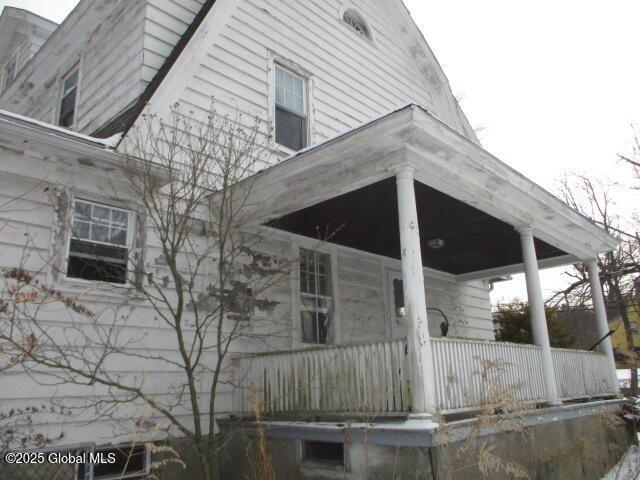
[289,235,340,348]
[267,51,316,155]
[58,65,81,128]
[64,197,135,287]
[299,247,333,345]
[339,4,374,42]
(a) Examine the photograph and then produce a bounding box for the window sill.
[300,460,347,474]
[54,275,144,300]
[271,141,297,158]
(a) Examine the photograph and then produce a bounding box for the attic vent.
[343,9,371,40]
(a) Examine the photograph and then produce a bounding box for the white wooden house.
[0,0,628,478]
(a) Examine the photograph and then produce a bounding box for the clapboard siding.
[141,0,206,81]
[0,149,494,445]
[334,247,494,344]
[0,157,293,443]
[0,0,206,136]
[2,0,471,146]
[162,0,470,166]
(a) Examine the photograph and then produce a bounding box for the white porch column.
[395,167,437,414]
[517,226,561,405]
[586,259,618,388]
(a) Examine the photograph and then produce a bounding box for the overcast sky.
[2,0,638,304]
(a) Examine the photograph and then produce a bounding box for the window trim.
[289,235,340,348]
[299,248,333,345]
[64,197,135,287]
[339,5,374,42]
[58,65,81,129]
[267,52,315,155]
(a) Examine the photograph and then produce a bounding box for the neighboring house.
[609,304,640,368]
[0,1,631,478]
[553,305,621,350]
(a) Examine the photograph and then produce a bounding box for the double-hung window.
[59,68,79,128]
[299,249,333,344]
[275,65,307,151]
[67,199,130,284]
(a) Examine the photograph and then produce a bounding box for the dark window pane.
[393,279,404,313]
[276,106,306,151]
[59,88,77,127]
[67,240,128,284]
[303,441,344,466]
[317,312,329,344]
[78,444,146,479]
[64,70,79,91]
[301,311,317,344]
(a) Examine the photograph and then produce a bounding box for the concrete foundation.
[215,400,634,480]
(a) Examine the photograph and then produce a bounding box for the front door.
[387,270,408,340]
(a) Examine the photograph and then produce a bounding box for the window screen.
[67,199,129,284]
[59,68,79,128]
[300,249,333,344]
[275,66,307,151]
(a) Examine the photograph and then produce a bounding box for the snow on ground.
[603,445,640,479]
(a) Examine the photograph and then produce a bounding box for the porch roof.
[236,104,618,280]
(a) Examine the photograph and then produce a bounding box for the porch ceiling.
[268,177,566,275]
[228,104,618,277]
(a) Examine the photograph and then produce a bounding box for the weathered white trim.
[519,226,560,405]
[263,225,456,283]
[396,166,436,413]
[338,3,375,43]
[231,105,617,268]
[266,50,317,155]
[587,260,618,386]
[59,194,137,289]
[222,398,625,447]
[455,254,578,282]
[330,244,341,345]
[0,111,161,181]
[135,0,240,123]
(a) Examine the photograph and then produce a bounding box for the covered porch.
[231,104,619,417]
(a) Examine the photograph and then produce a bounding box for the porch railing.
[233,340,410,415]
[232,338,617,416]
[551,347,617,400]
[431,338,548,412]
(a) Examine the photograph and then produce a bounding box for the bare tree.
[0,104,296,479]
[550,174,640,394]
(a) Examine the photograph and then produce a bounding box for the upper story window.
[58,67,79,128]
[275,65,308,151]
[343,9,372,40]
[299,248,333,344]
[67,198,130,285]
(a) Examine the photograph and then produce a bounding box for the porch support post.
[586,259,618,389]
[517,225,561,405]
[395,167,437,414]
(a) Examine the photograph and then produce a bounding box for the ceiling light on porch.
[427,238,445,250]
